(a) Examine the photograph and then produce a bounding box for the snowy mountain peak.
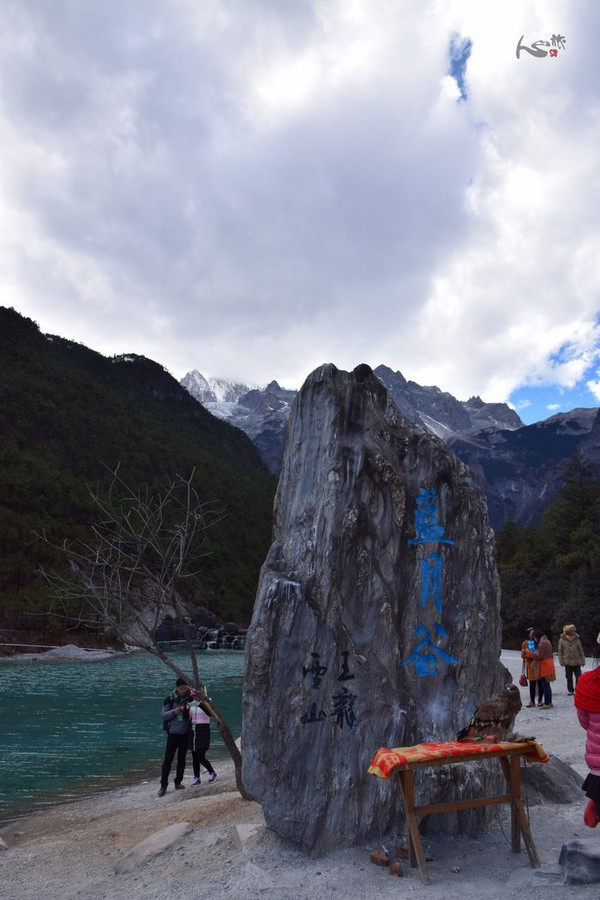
[209,377,251,403]
[180,370,214,402]
[181,371,251,405]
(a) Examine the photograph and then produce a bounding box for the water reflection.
[0,650,243,820]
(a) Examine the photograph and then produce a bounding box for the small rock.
[115,823,193,874]
[233,823,264,853]
[452,866,461,873]
[389,861,403,877]
[559,838,600,885]
[370,849,390,867]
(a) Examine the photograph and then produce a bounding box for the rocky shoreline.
[0,643,130,662]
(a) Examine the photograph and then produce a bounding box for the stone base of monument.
[559,838,600,885]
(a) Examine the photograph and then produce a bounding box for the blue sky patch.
[510,381,599,425]
[448,34,472,101]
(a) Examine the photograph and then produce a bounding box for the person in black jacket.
[158,677,193,797]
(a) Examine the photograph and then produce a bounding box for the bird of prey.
[457,683,522,742]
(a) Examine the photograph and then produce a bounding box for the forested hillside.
[0,307,277,644]
[497,456,600,650]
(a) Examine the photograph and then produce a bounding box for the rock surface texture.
[243,364,509,855]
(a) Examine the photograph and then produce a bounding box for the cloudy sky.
[1,0,599,423]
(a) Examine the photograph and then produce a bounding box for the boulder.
[242,364,509,855]
[521,755,583,805]
[559,838,600,885]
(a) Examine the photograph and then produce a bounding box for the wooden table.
[368,741,546,884]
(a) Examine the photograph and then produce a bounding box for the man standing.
[158,677,193,796]
[558,624,586,695]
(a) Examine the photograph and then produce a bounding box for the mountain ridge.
[180,364,600,529]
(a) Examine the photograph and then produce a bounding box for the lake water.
[0,650,243,821]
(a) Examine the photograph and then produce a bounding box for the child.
[574,655,600,827]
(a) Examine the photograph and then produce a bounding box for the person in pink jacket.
[575,659,600,827]
[188,692,217,786]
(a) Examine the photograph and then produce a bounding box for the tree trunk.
[202,697,253,800]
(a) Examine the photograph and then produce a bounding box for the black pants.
[529,679,544,703]
[192,749,215,778]
[191,724,214,778]
[583,774,600,816]
[539,677,552,706]
[160,733,189,788]
[565,665,582,694]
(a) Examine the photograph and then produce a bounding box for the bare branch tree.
[37,465,253,800]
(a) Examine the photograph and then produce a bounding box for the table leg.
[499,756,521,852]
[500,756,540,868]
[509,757,541,868]
[397,770,431,884]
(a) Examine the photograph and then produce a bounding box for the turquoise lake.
[0,650,243,821]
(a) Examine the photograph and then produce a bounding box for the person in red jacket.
[575,653,600,828]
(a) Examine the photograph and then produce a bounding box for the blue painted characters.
[402,486,458,677]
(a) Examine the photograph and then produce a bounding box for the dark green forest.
[0,306,277,645]
[497,456,600,651]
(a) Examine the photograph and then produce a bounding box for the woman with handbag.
[521,628,544,707]
[525,629,556,709]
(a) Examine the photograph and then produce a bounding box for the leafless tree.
[38,465,253,800]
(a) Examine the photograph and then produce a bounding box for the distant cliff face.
[372,365,524,438]
[448,408,600,528]
[181,366,600,529]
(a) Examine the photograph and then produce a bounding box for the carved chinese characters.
[301,650,359,728]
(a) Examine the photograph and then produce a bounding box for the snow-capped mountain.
[180,370,250,405]
[180,364,599,530]
[372,365,523,439]
[182,372,295,473]
[181,364,524,476]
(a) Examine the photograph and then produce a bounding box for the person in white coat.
[189,692,217,785]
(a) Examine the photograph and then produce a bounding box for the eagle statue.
[457,683,522,742]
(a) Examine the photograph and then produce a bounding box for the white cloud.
[0,0,598,407]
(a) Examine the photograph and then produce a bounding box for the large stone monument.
[242,364,508,855]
